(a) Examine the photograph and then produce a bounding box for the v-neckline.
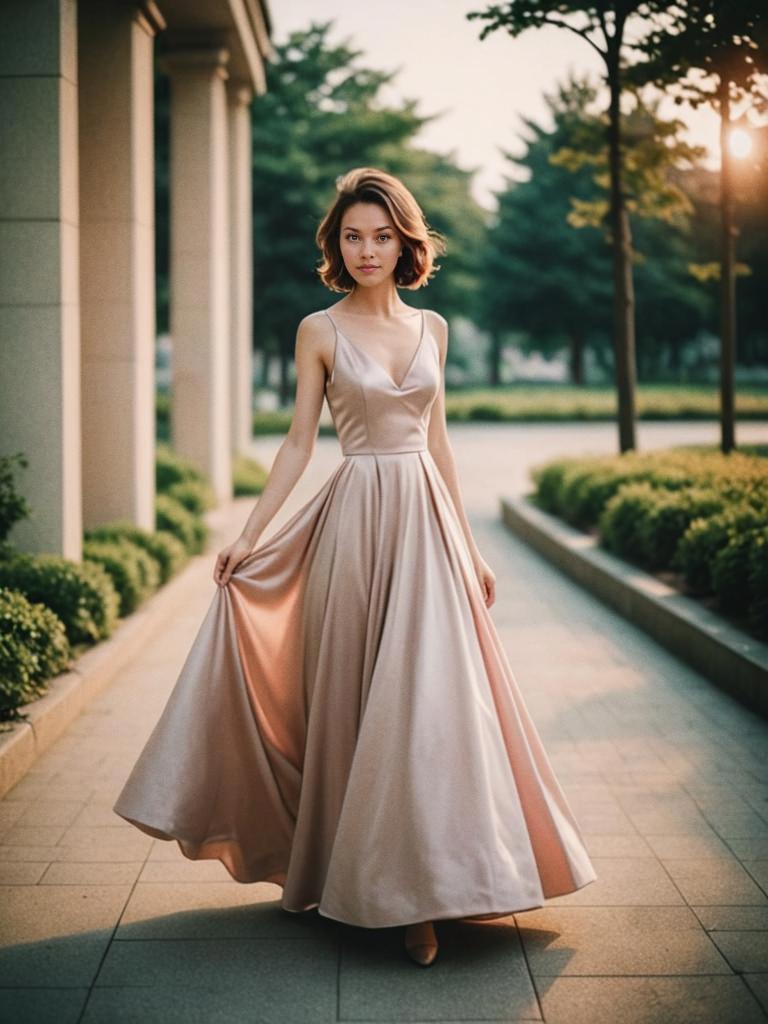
[326,308,426,391]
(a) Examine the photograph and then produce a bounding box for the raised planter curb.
[0,503,239,799]
[501,493,768,718]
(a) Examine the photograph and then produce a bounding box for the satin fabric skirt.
[113,450,596,928]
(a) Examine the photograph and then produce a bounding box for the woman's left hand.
[472,553,496,608]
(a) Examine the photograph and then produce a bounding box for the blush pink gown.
[113,307,597,928]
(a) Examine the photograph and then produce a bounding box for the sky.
[267,0,726,211]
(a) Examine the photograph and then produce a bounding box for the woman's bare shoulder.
[423,308,448,331]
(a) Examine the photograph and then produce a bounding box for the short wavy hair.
[315,167,446,292]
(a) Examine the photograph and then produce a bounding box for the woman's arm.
[426,311,497,607]
[214,313,333,587]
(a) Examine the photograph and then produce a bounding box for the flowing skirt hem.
[115,809,597,929]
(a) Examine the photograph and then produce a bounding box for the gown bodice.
[323,308,440,456]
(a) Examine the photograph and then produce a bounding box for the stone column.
[162,47,232,501]
[228,82,254,455]
[0,0,81,556]
[78,1,165,532]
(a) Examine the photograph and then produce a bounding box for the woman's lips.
[359,266,379,273]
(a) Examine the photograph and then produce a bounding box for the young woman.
[113,167,596,967]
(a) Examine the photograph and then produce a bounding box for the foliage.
[155,442,209,493]
[155,493,207,555]
[0,553,120,647]
[530,444,768,635]
[81,538,160,617]
[0,587,71,724]
[84,522,188,585]
[0,453,31,544]
[233,453,269,496]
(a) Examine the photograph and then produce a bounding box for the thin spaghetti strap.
[323,309,338,387]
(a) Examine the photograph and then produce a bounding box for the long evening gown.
[113,307,597,929]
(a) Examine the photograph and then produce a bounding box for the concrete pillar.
[78,1,165,532]
[0,0,81,556]
[162,47,232,501]
[228,82,254,455]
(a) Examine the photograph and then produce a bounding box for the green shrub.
[166,478,216,516]
[598,482,660,562]
[155,493,208,554]
[82,538,158,616]
[0,586,71,723]
[155,442,208,493]
[84,522,188,583]
[638,487,725,570]
[747,532,768,637]
[674,505,767,594]
[529,462,568,514]
[0,452,31,543]
[712,528,762,616]
[233,453,269,496]
[0,554,119,646]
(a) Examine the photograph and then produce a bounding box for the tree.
[480,76,613,385]
[480,74,709,385]
[251,22,487,405]
[467,1,669,453]
[630,2,768,451]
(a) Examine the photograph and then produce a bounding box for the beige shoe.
[404,921,438,966]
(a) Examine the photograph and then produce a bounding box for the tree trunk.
[569,329,586,386]
[719,78,737,453]
[607,46,637,453]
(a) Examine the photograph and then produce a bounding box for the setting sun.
[729,126,754,158]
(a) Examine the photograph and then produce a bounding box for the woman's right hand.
[214,536,254,587]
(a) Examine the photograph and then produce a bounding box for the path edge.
[501,493,768,718]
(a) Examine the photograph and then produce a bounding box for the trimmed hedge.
[81,538,160,616]
[233,452,269,496]
[531,446,768,637]
[155,493,208,555]
[0,553,120,646]
[0,586,71,723]
[84,522,188,584]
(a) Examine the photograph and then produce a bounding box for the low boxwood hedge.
[84,522,188,584]
[0,586,71,724]
[0,553,120,647]
[81,537,160,616]
[531,446,768,637]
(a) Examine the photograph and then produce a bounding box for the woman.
[113,167,597,968]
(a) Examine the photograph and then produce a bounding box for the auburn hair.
[315,167,446,292]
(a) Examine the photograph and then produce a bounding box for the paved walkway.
[1,423,767,1023]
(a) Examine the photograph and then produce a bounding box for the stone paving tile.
[515,906,732,977]
[545,857,684,907]
[710,932,768,973]
[93,937,338,1023]
[746,975,768,1016]
[137,857,237,883]
[661,859,768,906]
[644,834,737,860]
[39,861,144,885]
[338,918,541,1021]
[536,976,766,1024]
[692,905,768,931]
[0,862,47,885]
[117,883,309,939]
[745,861,768,892]
[0,988,89,1024]
[0,884,132,986]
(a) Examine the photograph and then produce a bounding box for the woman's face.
[339,202,403,288]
